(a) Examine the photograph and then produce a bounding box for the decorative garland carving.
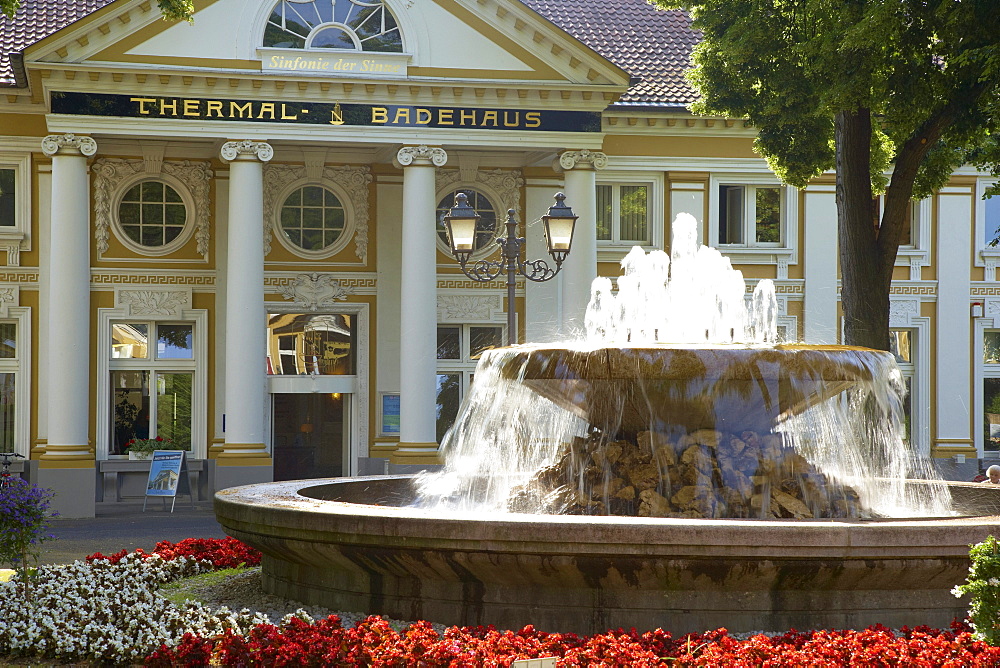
[220,140,273,163]
[91,158,213,258]
[437,294,503,321]
[436,168,524,217]
[278,273,354,310]
[397,145,448,167]
[559,149,608,171]
[262,164,372,261]
[117,289,191,317]
[41,133,97,157]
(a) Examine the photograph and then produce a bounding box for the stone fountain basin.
[494,344,888,434]
[215,476,1000,635]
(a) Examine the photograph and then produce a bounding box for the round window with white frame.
[435,188,500,259]
[113,177,193,256]
[275,183,355,258]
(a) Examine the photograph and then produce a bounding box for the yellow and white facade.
[0,0,997,516]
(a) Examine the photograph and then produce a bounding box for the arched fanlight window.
[263,0,403,52]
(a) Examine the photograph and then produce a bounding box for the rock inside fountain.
[417,213,951,519]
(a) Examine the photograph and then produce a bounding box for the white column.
[40,134,97,461]
[219,140,272,465]
[935,189,974,457]
[558,150,605,335]
[802,187,839,344]
[393,145,447,467]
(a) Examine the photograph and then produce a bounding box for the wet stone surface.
[509,428,869,519]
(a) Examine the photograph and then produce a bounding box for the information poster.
[381,393,400,435]
[144,451,189,497]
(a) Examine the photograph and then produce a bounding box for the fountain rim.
[214,476,1000,559]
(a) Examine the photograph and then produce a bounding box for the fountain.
[216,214,1000,634]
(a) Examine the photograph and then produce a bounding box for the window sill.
[716,246,794,263]
[597,244,657,263]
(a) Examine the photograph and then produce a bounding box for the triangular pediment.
[23,0,629,89]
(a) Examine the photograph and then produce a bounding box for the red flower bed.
[147,617,1000,667]
[85,536,261,568]
[77,538,1000,665]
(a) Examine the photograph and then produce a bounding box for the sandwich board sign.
[143,450,192,512]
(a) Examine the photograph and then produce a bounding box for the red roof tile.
[520,0,699,107]
[1,0,698,107]
[1,0,115,85]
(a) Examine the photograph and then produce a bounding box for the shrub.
[954,534,1000,644]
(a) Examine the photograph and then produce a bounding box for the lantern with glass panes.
[443,192,578,345]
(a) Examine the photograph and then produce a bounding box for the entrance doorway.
[271,393,349,481]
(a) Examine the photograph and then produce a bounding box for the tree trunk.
[836,108,891,351]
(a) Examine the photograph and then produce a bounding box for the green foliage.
[159,566,251,607]
[0,479,56,599]
[954,535,1000,645]
[1,0,193,21]
[655,0,1000,346]
[658,0,1000,197]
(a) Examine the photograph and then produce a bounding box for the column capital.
[558,149,608,171]
[397,145,447,167]
[220,140,274,163]
[41,133,97,158]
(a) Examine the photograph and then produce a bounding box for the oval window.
[118,181,187,248]
[280,185,347,252]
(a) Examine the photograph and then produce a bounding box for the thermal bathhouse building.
[0,0,996,516]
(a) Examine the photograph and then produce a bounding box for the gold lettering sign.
[56,92,603,134]
[263,51,406,77]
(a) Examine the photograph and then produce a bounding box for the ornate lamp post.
[443,192,578,345]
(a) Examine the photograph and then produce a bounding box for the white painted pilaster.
[219,140,272,464]
[525,179,564,343]
[558,150,605,335]
[394,145,447,466]
[40,134,96,460]
[803,187,839,344]
[936,189,974,453]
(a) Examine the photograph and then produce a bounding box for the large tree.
[655,0,1000,350]
[1,0,193,21]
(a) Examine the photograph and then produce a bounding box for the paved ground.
[38,501,229,565]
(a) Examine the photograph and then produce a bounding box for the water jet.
[216,213,998,633]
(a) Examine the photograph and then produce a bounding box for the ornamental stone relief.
[262,164,373,261]
[397,145,448,167]
[116,288,191,317]
[437,294,504,322]
[278,273,354,310]
[558,149,608,171]
[889,299,919,327]
[436,168,524,216]
[41,133,97,157]
[92,158,213,259]
[0,286,18,317]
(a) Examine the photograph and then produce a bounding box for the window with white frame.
[980,180,1000,249]
[890,328,915,444]
[984,330,1000,452]
[263,0,403,52]
[597,182,651,245]
[0,154,29,247]
[0,168,14,228]
[717,184,783,246]
[435,324,503,443]
[266,313,356,376]
[109,322,195,455]
[0,322,17,452]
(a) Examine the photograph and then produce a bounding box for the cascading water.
[415,213,952,518]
